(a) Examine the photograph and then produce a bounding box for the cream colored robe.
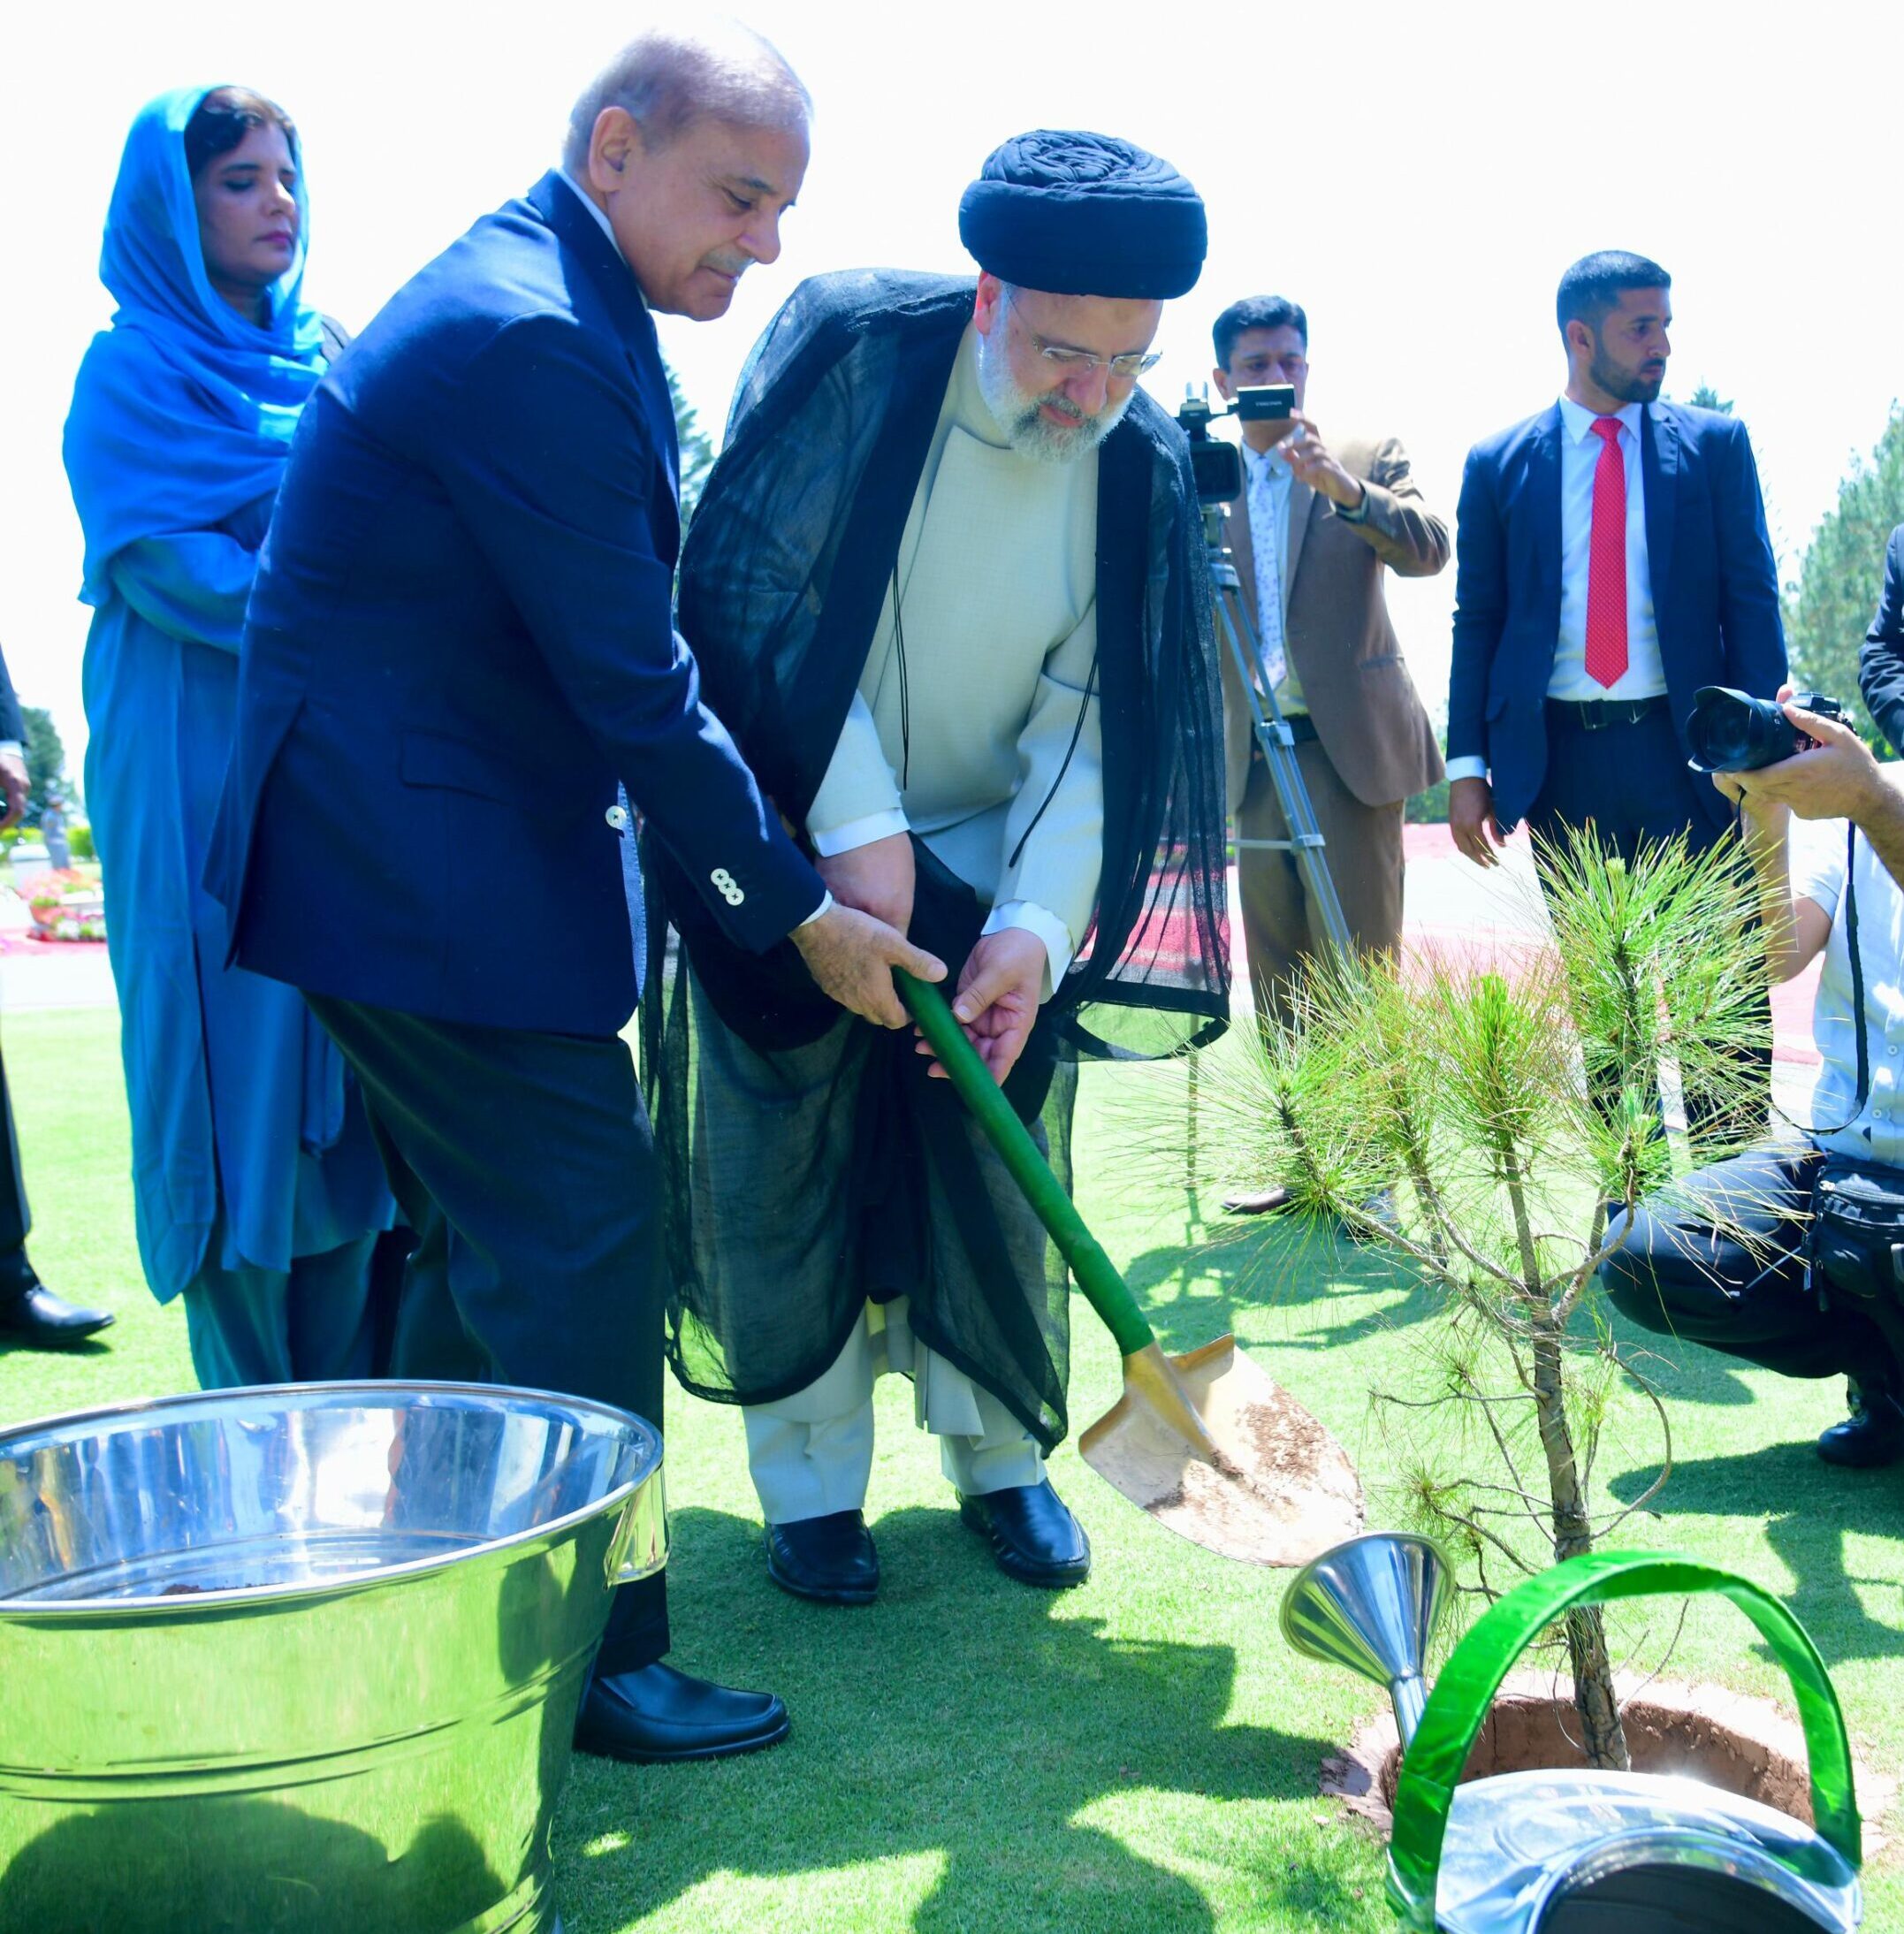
[805,324,1105,989]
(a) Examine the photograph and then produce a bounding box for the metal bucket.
[0,1382,666,1934]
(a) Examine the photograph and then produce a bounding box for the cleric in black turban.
[958,128,1208,301]
[644,127,1228,1610]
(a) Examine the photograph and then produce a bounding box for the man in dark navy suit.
[209,25,944,1764]
[1445,250,1786,1134]
[1857,523,1904,751]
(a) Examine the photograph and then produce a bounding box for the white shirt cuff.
[1443,755,1489,784]
[0,742,21,759]
[796,889,834,929]
[982,900,1074,1001]
[810,810,911,857]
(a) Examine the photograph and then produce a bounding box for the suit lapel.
[1283,477,1318,617]
[1530,404,1564,593]
[1643,402,1678,607]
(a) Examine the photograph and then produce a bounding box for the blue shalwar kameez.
[63,88,394,1387]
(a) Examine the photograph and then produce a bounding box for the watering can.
[1282,1534,1863,1933]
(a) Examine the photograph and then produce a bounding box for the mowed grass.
[3,1005,1900,1932]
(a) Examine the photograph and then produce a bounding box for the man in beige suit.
[1211,295,1449,1209]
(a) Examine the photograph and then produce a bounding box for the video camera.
[1177,385,1297,508]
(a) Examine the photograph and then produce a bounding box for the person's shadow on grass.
[1124,1208,1436,1360]
[1608,1441,1904,1668]
[554,1504,1343,1932]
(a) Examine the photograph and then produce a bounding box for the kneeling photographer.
[1601,686,1904,1466]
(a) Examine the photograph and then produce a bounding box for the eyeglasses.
[1008,300,1161,380]
[1032,339,1162,380]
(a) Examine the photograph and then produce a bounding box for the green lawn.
[3,1006,1900,1932]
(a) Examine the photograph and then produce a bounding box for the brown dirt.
[1241,1397,1332,1481]
[1320,1672,1893,1849]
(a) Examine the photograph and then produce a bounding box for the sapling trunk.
[1533,1329,1632,1770]
[1504,1145,1633,1772]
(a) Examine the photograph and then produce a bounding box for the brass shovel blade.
[1078,1337,1365,1567]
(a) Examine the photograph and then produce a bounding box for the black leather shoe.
[957,1479,1091,1588]
[1222,1184,1292,1217]
[765,1510,879,1604]
[1816,1383,1904,1469]
[0,1283,115,1347]
[573,1663,790,1764]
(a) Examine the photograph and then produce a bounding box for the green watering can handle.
[1386,1548,1862,1930]
[895,970,1155,1358]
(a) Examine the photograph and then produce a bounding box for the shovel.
[898,971,1364,1568]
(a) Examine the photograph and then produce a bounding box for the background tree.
[669,365,717,528]
[1785,404,1904,747]
[20,705,72,831]
[1681,382,1733,413]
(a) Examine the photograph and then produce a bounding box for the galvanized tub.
[0,1381,666,1934]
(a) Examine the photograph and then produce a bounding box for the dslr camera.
[1685,686,1846,774]
[1177,385,1296,507]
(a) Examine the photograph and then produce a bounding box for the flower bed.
[26,870,107,942]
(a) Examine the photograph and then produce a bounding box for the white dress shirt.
[1446,396,1664,785]
[1240,442,1305,713]
[1794,806,1904,1166]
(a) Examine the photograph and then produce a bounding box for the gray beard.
[975,329,1131,464]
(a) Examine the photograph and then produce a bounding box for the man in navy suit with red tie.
[1445,250,1786,1133]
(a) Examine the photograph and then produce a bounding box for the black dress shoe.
[957,1479,1091,1588]
[1816,1383,1904,1469]
[1222,1184,1292,1217]
[765,1510,879,1604]
[573,1663,790,1764]
[0,1283,115,1348]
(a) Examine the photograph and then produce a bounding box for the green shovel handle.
[1386,1548,1862,1930]
[897,971,1154,1359]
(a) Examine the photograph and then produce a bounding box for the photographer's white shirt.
[1792,808,1904,1165]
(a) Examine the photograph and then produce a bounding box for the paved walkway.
[1221,824,1824,1126]
[0,888,117,1011]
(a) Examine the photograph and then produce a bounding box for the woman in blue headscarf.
[64,87,395,1388]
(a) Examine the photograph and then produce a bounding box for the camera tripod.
[1183,503,1352,1207]
[1203,504,1352,959]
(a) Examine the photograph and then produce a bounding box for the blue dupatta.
[65,86,325,601]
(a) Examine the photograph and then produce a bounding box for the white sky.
[4,0,1896,787]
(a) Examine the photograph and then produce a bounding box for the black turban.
[957,129,1207,301]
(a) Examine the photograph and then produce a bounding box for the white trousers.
[743,1296,1045,1523]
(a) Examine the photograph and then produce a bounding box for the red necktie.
[1584,415,1628,687]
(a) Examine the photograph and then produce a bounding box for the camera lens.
[1685,686,1799,773]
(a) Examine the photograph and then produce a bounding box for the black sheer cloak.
[659,267,1230,1062]
[638,270,1229,1435]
